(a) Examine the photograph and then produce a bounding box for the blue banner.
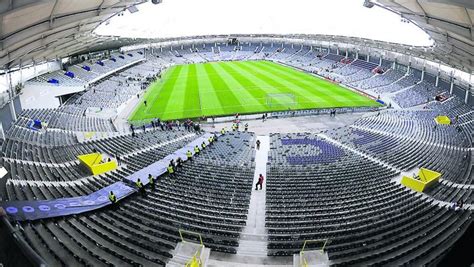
[1,133,216,221]
[1,182,135,221]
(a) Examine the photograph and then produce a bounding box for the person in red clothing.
[255,174,264,190]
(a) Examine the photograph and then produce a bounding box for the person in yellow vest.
[136,178,143,188]
[208,135,214,145]
[108,191,117,204]
[167,163,175,177]
[201,141,206,150]
[136,178,145,196]
[186,150,192,161]
[221,127,226,135]
[194,145,200,155]
[148,174,155,189]
[232,123,236,131]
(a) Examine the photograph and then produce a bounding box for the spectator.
[256,139,261,150]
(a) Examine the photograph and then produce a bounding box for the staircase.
[167,242,211,267]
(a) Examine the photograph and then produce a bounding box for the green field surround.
[129,60,381,121]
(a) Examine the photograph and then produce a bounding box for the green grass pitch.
[129,60,381,122]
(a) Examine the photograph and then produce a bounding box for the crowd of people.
[129,118,203,136]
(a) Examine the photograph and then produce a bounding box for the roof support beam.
[49,0,60,29]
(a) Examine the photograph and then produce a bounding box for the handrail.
[300,239,329,267]
[179,229,204,246]
[301,239,328,253]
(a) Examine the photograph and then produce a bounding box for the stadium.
[0,0,473,266]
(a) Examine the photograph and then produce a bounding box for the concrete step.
[237,240,268,257]
[292,250,330,267]
[207,253,293,267]
[166,242,210,267]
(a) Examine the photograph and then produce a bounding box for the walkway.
[236,135,269,258]
[209,135,291,266]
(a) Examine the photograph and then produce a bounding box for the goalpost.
[265,93,297,109]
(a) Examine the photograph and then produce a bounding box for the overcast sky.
[95,0,433,46]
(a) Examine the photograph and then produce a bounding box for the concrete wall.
[20,83,85,109]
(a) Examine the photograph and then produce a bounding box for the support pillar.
[7,72,17,122]
[0,122,5,141]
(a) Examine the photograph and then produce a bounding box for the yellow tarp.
[78,153,117,175]
[434,116,451,125]
[401,168,441,192]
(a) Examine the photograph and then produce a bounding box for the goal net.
[266,93,297,109]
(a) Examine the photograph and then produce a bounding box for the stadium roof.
[0,0,472,74]
[0,0,145,69]
[374,0,474,74]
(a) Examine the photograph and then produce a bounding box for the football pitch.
[129,60,381,121]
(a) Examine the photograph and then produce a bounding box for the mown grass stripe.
[215,62,266,110]
[195,63,226,116]
[203,62,244,115]
[180,64,201,119]
[162,64,189,119]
